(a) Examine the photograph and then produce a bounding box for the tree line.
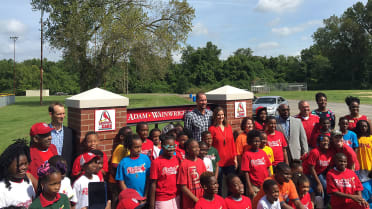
[1,0,372,95]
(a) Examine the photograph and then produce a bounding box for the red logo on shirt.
[82,188,88,195]
[189,166,200,184]
[127,163,146,174]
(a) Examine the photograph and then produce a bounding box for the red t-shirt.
[71,151,109,178]
[326,168,365,208]
[141,139,154,158]
[175,148,185,162]
[303,147,334,175]
[309,128,330,148]
[209,125,237,167]
[241,149,271,187]
[177,158,206,209]
[266,130,288,165]
[333,144,360,171]
[194,195,227,209]
[295,114,319,142]
[150,155,179,201]
[345,115,368,131]
[254,121,265,131]
[289,193,313,209]
[28,145,58,179]
[224,195,252,209]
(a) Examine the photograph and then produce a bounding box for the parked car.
[252,96,288,116]
[55,92,68,96]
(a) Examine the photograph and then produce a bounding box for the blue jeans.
[308,173,329,205]
[218,165,236,196]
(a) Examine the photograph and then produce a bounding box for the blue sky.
[0,0,367,62]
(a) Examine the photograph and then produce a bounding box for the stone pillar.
[66,88,129,157]
[206,85,254,135]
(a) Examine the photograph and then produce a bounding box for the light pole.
[10,36,18,95]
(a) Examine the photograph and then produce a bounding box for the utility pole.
[10,36,18,96]
[40,7,44,105]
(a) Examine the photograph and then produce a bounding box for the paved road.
[287,99,372,127]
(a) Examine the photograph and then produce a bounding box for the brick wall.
[68,107,127,158]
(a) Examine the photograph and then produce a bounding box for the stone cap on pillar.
[66,88,129,108]
[206,85,254,101]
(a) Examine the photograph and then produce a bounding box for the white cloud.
[172,51,182,63]
[268,17,280,27]
[192,22,208,36]
[0,19,27,35]
[257,42,279,50]
[255,0,303,13]
[272,20,322,36]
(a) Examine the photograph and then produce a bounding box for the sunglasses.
[163,144,177,150]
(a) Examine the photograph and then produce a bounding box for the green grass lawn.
[256,90,372,104]
[0,94,193,153]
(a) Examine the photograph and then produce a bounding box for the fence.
[0,94,15,107]
[251,83,307,93]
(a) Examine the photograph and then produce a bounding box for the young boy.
[241,130,271,199]
[331,130,360,171]
[72,152,101,209]
[339,117,359,152]
[326,153,369,209]
[28,122,58,179]
[265,117,289,165]
[149,135,180,209]
[201,131,220,178]
[224,174,252,209]
[116,134,151,197]
[177,139,206,209]
[194,171,226,209]
[199,141,214,172]
[137,122,154,158]
[257,179,280,209]
[259,131,274,175]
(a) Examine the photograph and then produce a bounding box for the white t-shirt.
[257,195,281,209]
[59,177,77,203]
[0,179,35,208]
[203,157,214,172]
[73,174,100,209]
[153,145,161,160]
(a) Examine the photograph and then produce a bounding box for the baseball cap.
[80,152,101,166]
[117,189,146,209]
[331,130,343,137]
[30,122,54,137]
[256,106,267,115]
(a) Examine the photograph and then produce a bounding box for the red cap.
[30,122,54,137]
[118,189,146,201]
[80,152,101,166]
[256,106,267,115]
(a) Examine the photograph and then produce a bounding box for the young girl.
[194,171,226,209]
[255,107,267,131]
[149,128,162,160]
[48,155,77,205]
[309,117,331,149]
[137,122,153,157]
[0,139,35,208]
[235,117,254,163]
[326,153,369,209]
[28,122,58,179]
[224,174,252,209]
[71,132,108,180]
[175,131,189,161]
[199,141,214,173]
[29,162,70,209]
[289,174,313,209]
[116,134,151,197]
[256,179,280,209]
[112,126,132,152]
[149,135,180,209]
[177,138,207,209]
[259,131,274,175]
[339,117,359,152]
[265,116,289,165]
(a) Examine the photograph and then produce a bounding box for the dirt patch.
[360,96,372,98]
[355,92,372,95]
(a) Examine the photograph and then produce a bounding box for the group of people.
[0,92,372,209]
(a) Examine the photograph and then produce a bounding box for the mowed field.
[0,94,193,153]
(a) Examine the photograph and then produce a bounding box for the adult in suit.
[49,102,75,173]
[276,104,308,162]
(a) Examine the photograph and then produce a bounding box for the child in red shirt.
[331,130,360,171]
[149,135,180,209]
[326,153,369,209]
[194,171,227,209]
[175,131,188,161]
[309,117,331,148]
[289,174,313,209]
[265,117,289,165]
[149,128,162,160]
[71,132,109,180]
[177,139,206,209]
[241,130,271,199]
[137,122,154,158]
[28,122,58,179]
[224,174,252,209]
